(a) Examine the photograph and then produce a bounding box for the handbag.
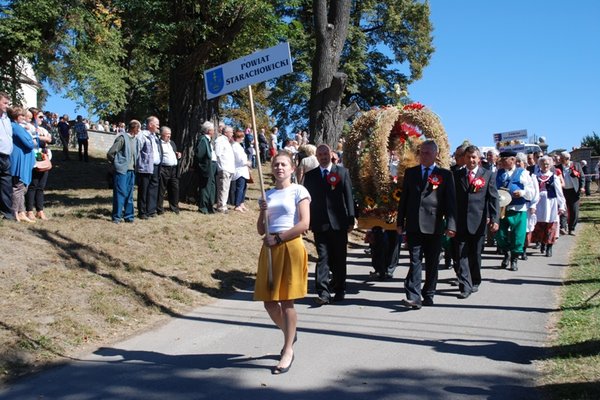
[248,168,254,184]
[35,151,52,172]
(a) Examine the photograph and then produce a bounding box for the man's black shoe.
[500,252,510,268]
[314,296,330,305]
[472,285,479,293]
[401,299,422,310]
[422,298,434,306]
[509,258,518,271]
[457,292,471,299]
[333,293,345,302]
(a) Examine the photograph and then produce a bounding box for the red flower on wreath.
[391,121,422,144]
[471,177,486,192]
[403,102,425,111]
[326,172,341,190]
[428,173,443,189]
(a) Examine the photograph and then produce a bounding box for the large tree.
[270,0,434,145]
[309,0,358,147]
[581,132,600,156]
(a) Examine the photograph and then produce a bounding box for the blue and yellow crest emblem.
[206,68,224,96]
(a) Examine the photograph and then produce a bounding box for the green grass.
[539,195,600,399]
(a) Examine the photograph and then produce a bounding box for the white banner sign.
[204,42,293,100]
[493,129,528,143]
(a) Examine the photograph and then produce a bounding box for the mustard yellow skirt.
[254,236,308,301]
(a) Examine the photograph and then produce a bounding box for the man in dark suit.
[556,151,584,235]
[195,121,216,214]
[453,145,499,298]
[303,144,355,305]
[397,140,457,309]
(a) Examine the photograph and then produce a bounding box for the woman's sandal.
[272,354,294,375]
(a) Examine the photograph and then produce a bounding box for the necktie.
[468,170,475,184]
[323,169,329,179]
[422,167,429,184]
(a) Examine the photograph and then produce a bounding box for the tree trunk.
[309,0,358,147]
[169,61,219,203]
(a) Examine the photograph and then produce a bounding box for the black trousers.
[158,165,179,213]
[561,188,580,232]
[137,165,160,217]
[456,233,485,293]
[405,231,442,302]
[0,154,14,219]
[60,134,70,160]
[78,139,88,162]
[371,227,402,278]
[314,229,348,299]
[25,169,49,212]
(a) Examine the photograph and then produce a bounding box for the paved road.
[0,234,571,400]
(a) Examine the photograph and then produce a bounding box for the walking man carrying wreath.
[397,140,456,309]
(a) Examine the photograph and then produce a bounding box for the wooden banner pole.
[248,85,273,291]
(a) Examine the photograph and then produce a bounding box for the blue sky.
[408,0,600,152]
[46,0,599,152]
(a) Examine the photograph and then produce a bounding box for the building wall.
[88,129,117,154]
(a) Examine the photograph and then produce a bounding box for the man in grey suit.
[397,140,457,309]
[453,145,499,298]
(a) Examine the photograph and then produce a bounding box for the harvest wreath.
[344,103,450,229]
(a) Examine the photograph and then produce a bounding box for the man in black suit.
[453,146,499,298]
[304,144,355,305]
[397,140,457,309]
[556,151,584,235]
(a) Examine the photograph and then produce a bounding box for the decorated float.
[344,102,451,230]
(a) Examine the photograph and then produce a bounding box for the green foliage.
[581,132,600,156]
[2,0,432,137]
[270,0,434,131]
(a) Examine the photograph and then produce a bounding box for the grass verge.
[539,195,600,398]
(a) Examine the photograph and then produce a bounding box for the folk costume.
[531,170,566,256]
[495,159,535,270]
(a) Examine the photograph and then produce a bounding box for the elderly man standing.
[195,121,216,214]
[157,126,181,215]
[107,120,141,223]
[303,144,355,305]
[214,125,235,214]
[495,151,535,271]
[556,151,584,235]
[136,116,162,219]
[0,92,14,220]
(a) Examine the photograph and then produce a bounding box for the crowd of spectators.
[1,91,55,222]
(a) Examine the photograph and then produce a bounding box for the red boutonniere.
[570,166,580,178]
[428,173,442,190]
[471,177,486,192]
[326,172,341,190]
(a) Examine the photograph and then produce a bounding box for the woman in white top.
[231,130,251,212]
[532,156,566,257]
[255,151,310,375]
